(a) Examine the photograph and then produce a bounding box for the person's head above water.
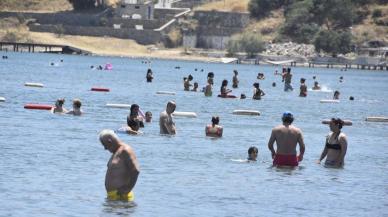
[56,98,65,107]
[221,79,228,87]
[166,101,176,114]
[145,111,152,122]
[300,78,306,83]
[73,99,82,109]
[253,82,260,88]
[99,129,120,153]
[282,111,294,124]
[208,72,214,78]
[211,116,220,125]
[248,146,258,161]
[188,74,193,81]
[130,104,140,116]
[233,70,238,75]
[240,94,246,99]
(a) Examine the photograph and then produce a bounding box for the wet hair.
[183,77,187,81]
[314,81,319,85]
[248,146,258,154]
[211,116,220,125]
[253,82,260,88]
[130,104,139,116]
[233,70,238,74]
[331,118,344,129]
[145,111,152,117]
[221,79,228,87]
[194,82,198,87]
[349,96,354,100]
[313,76,316,80]
[188,74,193,81]
[287,68,291,73]
[334,90,340,96]
[282,112,294,124]
[73,99,81,108]
[207,72,214,78]
[240,94,246,99]
[147,68,152,74]
[272,82,276,87]
[56,98,65,106]
[300,78,306,83]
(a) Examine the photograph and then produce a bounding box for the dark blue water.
[0,51,387,217]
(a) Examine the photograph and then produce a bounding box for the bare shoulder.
[339,132,347,140]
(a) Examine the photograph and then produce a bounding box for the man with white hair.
[99,129,140,201]
[159,101,176,135]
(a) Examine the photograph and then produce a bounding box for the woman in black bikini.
[318,118,351,168]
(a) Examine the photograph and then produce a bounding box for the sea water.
[0,52,387,217]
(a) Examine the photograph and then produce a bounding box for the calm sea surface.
[0,51,387,217]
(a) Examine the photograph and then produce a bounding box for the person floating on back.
[205,116,223,137]
[268,112,305,167]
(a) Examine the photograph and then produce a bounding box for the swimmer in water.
[52,98,68,114]
[184,75,193,91]
[232,70,239,88]
[146,68,153,82]
[247,146,258,161]
[317,118,350,168]
[160,101,176,135]
[240,94,246,99]
[99,129,140,201]
[253,82,265,100]
[220,79,232,97]
[204,79,213,97]
[312,81,321,90]
[268,112,305,167]
[282,68,293,91]
[192,82,199,92]
[126,104,143,135]
[333,91,340,100]
[145,111,152,123]
[299,78,307,97]
[205,116,223,137]
[67,98,83,116]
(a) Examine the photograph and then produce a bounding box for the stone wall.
[183,11,249,49]
[171,0,213,9]
[29,24,163,44]
[154,8,187,20]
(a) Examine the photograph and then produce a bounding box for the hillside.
[0,0,72,12]
[196,0,388,45]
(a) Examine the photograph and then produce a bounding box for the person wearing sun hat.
[267,112,306,167]
[317,118,351,168]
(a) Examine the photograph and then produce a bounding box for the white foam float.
[106,103,132,109]
[0,97,5,102]
[172,111,197,118]
[320,99,339,103]
[365,116,388,122]
[232,110,260,116]
[25,82,44,88]
[156,91,176,95]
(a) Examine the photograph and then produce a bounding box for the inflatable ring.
[25,82,44,88]
[0,97,5,102]
[91,87,110,92]
[320,99,339,103]
[232,110,260,116]
[156,91,176,95]
[172,111,197,118]
[24,104,53,110]
[365,116,388,122]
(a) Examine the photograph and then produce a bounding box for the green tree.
[241,32,265,57]
[314,30,352,56]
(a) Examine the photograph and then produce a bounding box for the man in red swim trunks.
[267,112,305,167]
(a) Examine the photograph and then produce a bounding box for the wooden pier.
[0,42,91,55]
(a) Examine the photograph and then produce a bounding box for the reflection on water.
[102,200,137,216]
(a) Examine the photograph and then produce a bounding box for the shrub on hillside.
[226,32,265,57]
[314,30,352,56]
[2,31,21,42]
[68,0,96,10]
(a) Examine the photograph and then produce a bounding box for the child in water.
[247,146,258,161]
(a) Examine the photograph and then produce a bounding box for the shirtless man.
[159,101,176,135]
[67,98,83,116]
[268,112,305,167]
[184,75,193,91]
[299,78,307,97]
[99,129,140,201]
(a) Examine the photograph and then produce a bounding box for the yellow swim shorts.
[107,190,135,201]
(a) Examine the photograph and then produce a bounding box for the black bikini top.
[326,132,341,150]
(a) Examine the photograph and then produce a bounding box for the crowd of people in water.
[49,64,352,202]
